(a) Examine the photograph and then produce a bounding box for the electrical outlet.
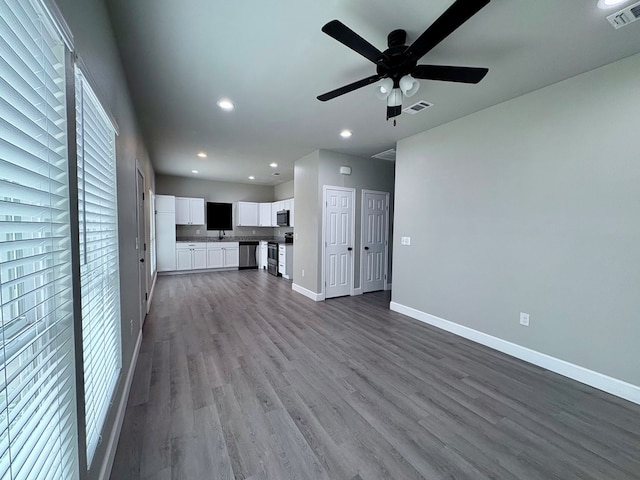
[520,312,530,326]
[401,236,411,246]
[130,318,134,334]
[302,269,305,277]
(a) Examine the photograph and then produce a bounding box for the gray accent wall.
[54,0,155,478]
[393,53,640,387]
[293,150,395,294]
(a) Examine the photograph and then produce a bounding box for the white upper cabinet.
[155,194,175,213]
[237,201,259,226]
[190,198,205,224]
[271,200,283,226]
[175,197,205,225]
[288,199,294,227]
[281,198,294,227]
[259,203,272,227]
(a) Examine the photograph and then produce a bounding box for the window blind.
[0,0,79,479]
[75,69,121,464]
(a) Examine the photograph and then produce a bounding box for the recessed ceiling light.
[217,99,235,111]
[191,170,199,174]
[597,0,627,8]
[248,176,255,180]
[270,162,278,168]
[340,129,352,138]
[197,152,207,158]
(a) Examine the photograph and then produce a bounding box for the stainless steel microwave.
[276,209,290,227]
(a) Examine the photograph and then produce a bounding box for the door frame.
[360,190,390,293]
[135,161,147,326]
[321,185,356,300]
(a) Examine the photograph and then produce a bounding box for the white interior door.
[362,190,389,293]
[324,187,354,299]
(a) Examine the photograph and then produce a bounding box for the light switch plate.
[401,236,411,246]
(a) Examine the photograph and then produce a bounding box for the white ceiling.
[104,0,640,186]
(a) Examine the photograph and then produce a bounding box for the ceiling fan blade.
[317,75,382,102]
[322,20,384,64]
[404,0,491,62]
[412,65,488,84]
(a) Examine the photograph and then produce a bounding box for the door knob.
[140,258,144,263]
[347,247,353,251]
[364,246,369,250]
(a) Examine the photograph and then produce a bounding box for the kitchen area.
[155,194,294,280]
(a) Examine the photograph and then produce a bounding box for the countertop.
[176,236,289,243]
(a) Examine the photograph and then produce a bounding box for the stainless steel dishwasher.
[239,241,258,269]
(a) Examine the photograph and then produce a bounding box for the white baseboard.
[292,283,324,301]
[98,329,143,480]
[390,302,640,406]
[353,287,363,296]
[147,272,157,313]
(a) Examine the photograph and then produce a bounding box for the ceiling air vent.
[372,148,396,161]
[403,100,433,115]
[607,1,640,29]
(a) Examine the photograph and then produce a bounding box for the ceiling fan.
[317,0,491,122]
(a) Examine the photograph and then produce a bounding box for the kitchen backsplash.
[176,225,293,239]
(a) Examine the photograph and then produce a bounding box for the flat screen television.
[206,202,233,230]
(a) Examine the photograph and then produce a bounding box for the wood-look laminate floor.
[110,270,640,480]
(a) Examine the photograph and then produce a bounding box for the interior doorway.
[360,190,390,293]
[323,186,355,299]
[136,165,147,326]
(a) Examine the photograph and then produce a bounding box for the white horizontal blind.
[75,69,121,464]
[0,0,79,479]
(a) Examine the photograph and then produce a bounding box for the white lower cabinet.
[207,242,239,268]
[278,244,293,279]
[176,242,207,270]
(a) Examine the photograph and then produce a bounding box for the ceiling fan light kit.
[317,0,491,122]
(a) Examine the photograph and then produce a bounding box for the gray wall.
[274,179,294,200]
[156,174,277,238]
[293,150,395,293]
[54,0,155,478]
[393,53,640,387]
[293,151,321,291]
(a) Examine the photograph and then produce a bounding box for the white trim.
[353,287,363,296]
[385,283,392,291]
[389,302,640,405]
[360,190,390,294]
[135,163,147,327]
[322,186,356,299]
[147,272,157,313]
[41,0,74,50]
[98,330,143,480]
[292,283,324,301]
